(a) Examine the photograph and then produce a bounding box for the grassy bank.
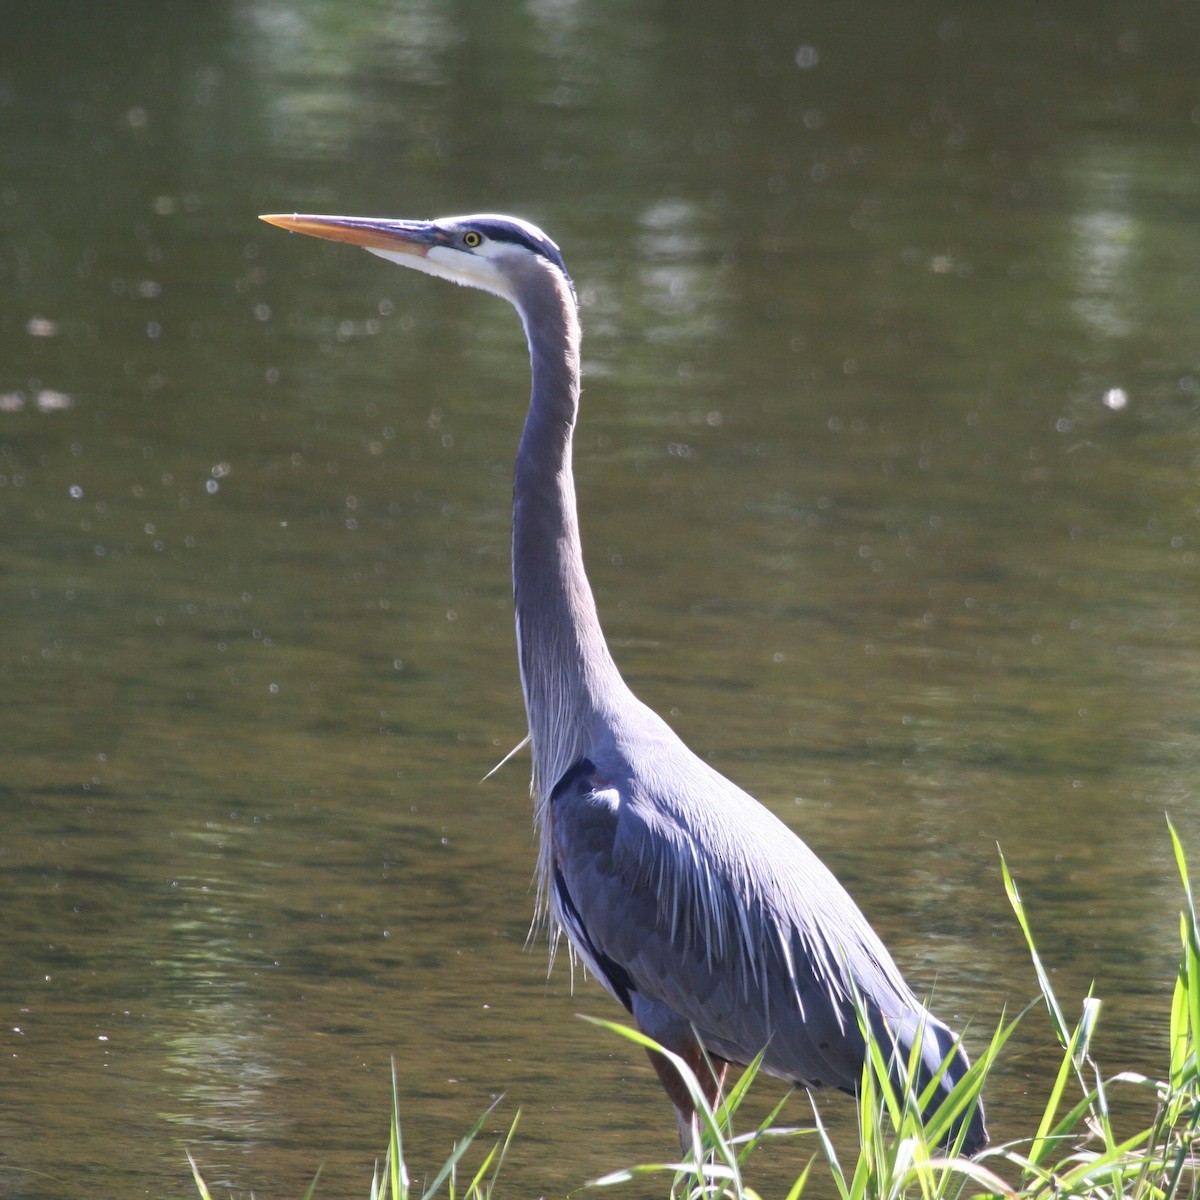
[190,822,1200,1198]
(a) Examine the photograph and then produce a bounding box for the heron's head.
[259,212,572,308]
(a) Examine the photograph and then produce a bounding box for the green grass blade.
[1170,916,1194,1088]
[1002,850,1070,1046]
[1169,819,1200,1097]
[590,1161,698,1187]
[1026,1019,1089,1171]
[782,1156,815,1200]
[464,1142,498,1197]
[720,1048,766,1121]
[389,1060,407,1200]
[808,1094,852,1200]
[732,1090,806,1170]
[1169,817,1196,916]
[299,1163,324,1200]
[418,1096,504,1200]
[186,1151,214,1200]
[459,1109,519,1200]
[579,1013,745,1187]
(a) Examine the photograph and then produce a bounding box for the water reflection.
[1069,144,1139,342]
[635,198,720,337]
[0,387,75,412]
[3,1,1200,1197]
[155,828,284,1143]
[236,0,458,160]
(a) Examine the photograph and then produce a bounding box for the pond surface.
[2,1,1199,1196]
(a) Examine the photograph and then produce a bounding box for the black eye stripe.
[451,218,574,298]
[468,222,565,268]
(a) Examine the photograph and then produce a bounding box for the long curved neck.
[511,264,626,809]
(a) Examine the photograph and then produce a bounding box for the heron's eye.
[462,231,482,248]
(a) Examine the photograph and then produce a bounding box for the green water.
[2,1,1199,1195]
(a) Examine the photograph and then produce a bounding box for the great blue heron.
[260,211,987,1155]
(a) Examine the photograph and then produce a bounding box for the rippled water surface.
[3,2,1200,1196]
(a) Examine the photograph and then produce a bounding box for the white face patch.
[366,240,520,303]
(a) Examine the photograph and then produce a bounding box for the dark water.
[2,1,1199,1196]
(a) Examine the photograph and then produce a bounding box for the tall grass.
[980,820,1200,1199]
[188,823,1200,1198]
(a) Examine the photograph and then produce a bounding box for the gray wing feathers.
[550,739,946,1094]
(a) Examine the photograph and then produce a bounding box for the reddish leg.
[645,1033,730,1155]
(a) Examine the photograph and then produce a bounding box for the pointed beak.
[258,213,439,257]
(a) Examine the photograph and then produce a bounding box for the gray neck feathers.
[509,258,627,916]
